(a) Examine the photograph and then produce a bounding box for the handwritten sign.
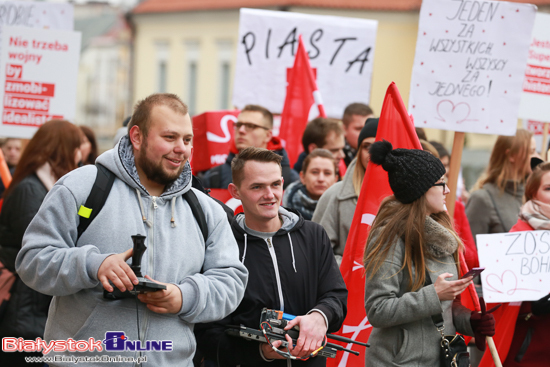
[0,26,81,138]
[477,231,550,303]
[233,8,377,118]
[518,13,550,123]
[409,0,536,135]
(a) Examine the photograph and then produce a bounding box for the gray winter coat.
[312,159,358,265]
[465,181,524,242]
[364,217,474,367]
[16,136,248,366]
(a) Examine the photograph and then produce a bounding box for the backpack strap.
[183,189,208,243]
[77,164,115,240]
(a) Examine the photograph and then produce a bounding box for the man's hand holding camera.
[261,311,328,360]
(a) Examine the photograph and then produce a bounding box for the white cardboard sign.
[0,26,81,138]
[518,13,550,123]
[409,0,536,135]
[477,231,550,303]
[233,8,378,118]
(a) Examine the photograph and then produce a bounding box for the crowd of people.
[0,93,547,367]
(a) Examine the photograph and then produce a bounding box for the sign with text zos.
[233,8,377,118]
[477,231,550,303]
[518,12,550,123]
[0,26,81,138]
[409,0,536,135]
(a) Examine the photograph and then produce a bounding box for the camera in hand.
[104,234,166,300]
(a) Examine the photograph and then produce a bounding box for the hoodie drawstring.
[135,188,152,227]
[170,197,177,228]
[241,233,247,263]
[287,233,297,273]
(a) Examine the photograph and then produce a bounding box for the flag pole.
[0,149,12,189]
[446,132,465,221]
[542,122,549,161]
[487,337,503,367]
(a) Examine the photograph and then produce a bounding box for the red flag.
[328,83,421,367]
[328,83,481,366]
[278,35,326,167]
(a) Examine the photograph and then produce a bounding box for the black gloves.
[531,294,550,316]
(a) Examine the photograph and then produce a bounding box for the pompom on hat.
[369,140,446,204]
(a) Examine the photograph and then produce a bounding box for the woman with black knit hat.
[363,140,495,367]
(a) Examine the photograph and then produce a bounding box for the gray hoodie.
[16,136,248,366]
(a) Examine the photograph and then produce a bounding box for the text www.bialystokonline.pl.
[24,355,148,364]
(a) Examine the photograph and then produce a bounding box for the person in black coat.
[0,120,84,366]
[195,147,347,367]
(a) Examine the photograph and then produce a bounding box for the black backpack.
[76,164,230,241]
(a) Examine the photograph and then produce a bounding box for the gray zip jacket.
[15,136,248,366]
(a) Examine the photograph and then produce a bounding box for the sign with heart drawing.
[409,0,536,135]
[477,230,550,303]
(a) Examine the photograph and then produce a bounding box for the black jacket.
[195,208,347,367]
[0,173,52,339]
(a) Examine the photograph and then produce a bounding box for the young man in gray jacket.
[15,94,248,366]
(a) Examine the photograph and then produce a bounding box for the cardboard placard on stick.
[409,0,536,135]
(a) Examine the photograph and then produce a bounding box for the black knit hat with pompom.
[369,140,446,204]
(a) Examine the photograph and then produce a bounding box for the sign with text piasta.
[477,231,550,303]
[0,26,81,138]
[409,0,536,135]
[233,9,378,118]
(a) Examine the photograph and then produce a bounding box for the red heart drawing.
[435,100,471,124]
[485,270,517,295]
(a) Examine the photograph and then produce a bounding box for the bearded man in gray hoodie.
[15,94,248,366]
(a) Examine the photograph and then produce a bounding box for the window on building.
[156,42,169,93]
[217,41,232,110]
[185,41,200,116]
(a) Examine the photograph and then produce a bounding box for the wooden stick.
[486,336,503,367]
[0,149,12,189]
[447,132,465,221]
[542,122,549,161]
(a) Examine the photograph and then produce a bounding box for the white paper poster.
[0,1,73,54]
[477,231,550,303]
[518,13,550,123]
[409,0,536,135]
[233,8,378,118]
[0,26,81,138]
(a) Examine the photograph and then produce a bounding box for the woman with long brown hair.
[0,120,83,366]
[363,141,495,366]
[466,129,535,238]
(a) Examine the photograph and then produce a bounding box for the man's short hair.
[241,104,273,129]
[231,147,282,187]
[128,94,188,137]
[342,103,373,127]
[302,148,338,175]
[302,118,344,153]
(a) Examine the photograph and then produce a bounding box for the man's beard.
[137,143,186,186]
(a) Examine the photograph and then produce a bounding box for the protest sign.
[0,26,81,138]
[191,110,240,173]
[409,0,536,135]
[233,8,377,118]
[0,1,73,54]
[477,231,550,303]
[518,12,550,123]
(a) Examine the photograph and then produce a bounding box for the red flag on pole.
[278,35,326,167]
[328,82,422,367]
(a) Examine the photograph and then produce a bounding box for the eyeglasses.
[432,182,447,193]
[234,121,270,132]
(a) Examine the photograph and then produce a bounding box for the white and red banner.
[409,0,536,135]
[518,12,550,122]
[191,110,240,173]
[0,26,80,138]
[233,8,377,118]
[278,35,326,167]
[477,230,550,303]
